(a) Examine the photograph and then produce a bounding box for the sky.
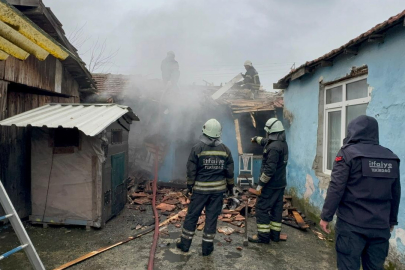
[48,0,405,89]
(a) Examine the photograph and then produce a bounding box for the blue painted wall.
[284,24,405,263]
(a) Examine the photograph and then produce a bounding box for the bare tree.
[67,23,119,73]
[88,37,119,73]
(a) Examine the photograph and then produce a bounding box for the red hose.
[147,90,166,270]
[147,144,160,270]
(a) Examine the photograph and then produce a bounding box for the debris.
[224,237,232,243]
[221,218,233,223]
[248,188,260,196]
[175,224,181,228]
[156,203,176,212]
[136,225,142,230]
[178,211,187,218]
[163,199,179,205]
[280,233,288,241]
[159,242,170,247]
[292,210,309,229]
[197,222,205,231]
[197,215,206,225]
[133,198,151,205]
[231,221,243,227]
[131,192,149,198]
[234,214,245,221]
[65,230,71,234]
[218,227,235,235]
[236,246,243,251]
[223,214,232,219]
[217,242,223,246]
[178,197,190,205]
[130,225,138,230]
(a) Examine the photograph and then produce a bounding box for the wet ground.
[0,206,337,270]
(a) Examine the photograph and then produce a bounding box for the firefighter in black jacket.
[176,119,235,256]
[237,60,261,99]
[320,115,401,270]
[249,118,288,244]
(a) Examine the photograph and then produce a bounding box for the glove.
[187,185,193,196]
[251,136,263,144]
[255,185,263,196]
[227,185,235,197]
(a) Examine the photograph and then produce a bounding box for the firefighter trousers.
[255,187,285,242]
[335,218,390,270]
[180,192,223,252]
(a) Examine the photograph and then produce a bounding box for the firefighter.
[320,115,401,270]
[249,118,288,244]
[237,60,261,99]
[161,51,180,87]
[176,119,235,256]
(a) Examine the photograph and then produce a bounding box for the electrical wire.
[42,146,55,223]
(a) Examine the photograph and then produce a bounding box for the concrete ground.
[0,206,337,270]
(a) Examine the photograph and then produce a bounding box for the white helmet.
[244,60,252,67]
[202,119,222,138]
[264,118,284,134]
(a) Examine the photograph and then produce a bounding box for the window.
[111,129,123,144]
[54,128,80,147]
[323,75,370,173]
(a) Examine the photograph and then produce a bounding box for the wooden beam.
[344,47,358,55]
[273,82,288,89]
[291,67,309,81]
[234,119,243,155]
[320,60,333,67]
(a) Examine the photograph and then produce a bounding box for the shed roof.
[274,9,405,88]
[0,103,139,136]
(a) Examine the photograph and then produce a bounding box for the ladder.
[0,181,45,270]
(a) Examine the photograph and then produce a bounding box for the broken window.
[111,129,123,144]
[323,75,370,172]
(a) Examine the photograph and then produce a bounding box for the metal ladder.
[0,181,45,270]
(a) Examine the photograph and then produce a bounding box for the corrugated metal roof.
[0,103,139,136]
[276,9,405,86]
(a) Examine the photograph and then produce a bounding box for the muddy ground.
[0,206,336,270]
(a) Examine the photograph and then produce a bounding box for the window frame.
[322,75,371,174]
[111,129,123,145]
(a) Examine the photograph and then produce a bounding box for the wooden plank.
[273,82,288,89]
[291,67,309,81]
[0,80,8,120]
[234,119,243,155]
[320,60,333,67]
[211,73,243,100]
[292,211,309,229]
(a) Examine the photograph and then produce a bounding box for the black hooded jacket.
[186,135,234,194]
[321,115,401,229]
[259,131,288,194]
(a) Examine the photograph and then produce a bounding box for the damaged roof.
[0,103,139,136]
[274,9,405,88]
[92,73,132,95]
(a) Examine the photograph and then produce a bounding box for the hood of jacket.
[200,134,222,147]
[343,115,379,146]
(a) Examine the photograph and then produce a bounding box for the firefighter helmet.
[264,118,284,134]
[244,60,252,67]
[202,119,222,138]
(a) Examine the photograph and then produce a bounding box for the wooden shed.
[0,103,139,228]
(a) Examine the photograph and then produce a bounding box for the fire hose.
[147,87,169,270]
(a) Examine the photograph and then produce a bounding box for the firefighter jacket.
[242,66,261,91]
[187,135,234,194]
[161,56,180,84]
[257,131,288,194]
[321,115,401,229]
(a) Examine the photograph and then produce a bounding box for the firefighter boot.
[248,234,270,244]
[176,237,192,252]
[202,241,214,256]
